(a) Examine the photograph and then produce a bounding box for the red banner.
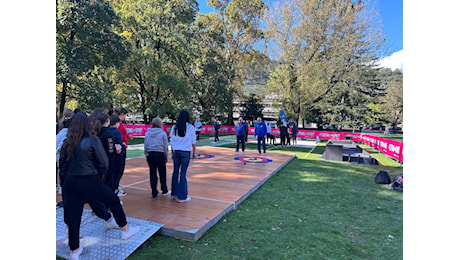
[125,124,403,163]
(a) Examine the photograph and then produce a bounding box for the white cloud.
[378,49,403,71]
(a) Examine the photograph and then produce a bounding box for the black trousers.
[280,134,286,145]
[115,150,126,189]
[236,135,246,152]
[62,175,127,251]
[146,151,168,196]
[195,131,200,140]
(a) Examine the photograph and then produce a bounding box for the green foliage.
[266,0,388,128]
[239,93,264,122]
[56,0,130,113]
[111,0,197,119]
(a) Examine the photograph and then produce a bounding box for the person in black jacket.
[279,123,288,146]
[59,112,140,259]
[94,112,123,192]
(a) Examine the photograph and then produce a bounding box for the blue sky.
[196,0,403,68]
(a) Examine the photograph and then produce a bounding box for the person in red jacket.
[114,107,132,196]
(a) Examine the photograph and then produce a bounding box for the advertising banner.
[361,134,403,163]
[125,124,402,163]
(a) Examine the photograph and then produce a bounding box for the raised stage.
[56,146,295,258]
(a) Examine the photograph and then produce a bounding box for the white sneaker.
[176,196,191,203]
[122,225,141,240]
[117,188,127,197]
[106,217,118,229]
[56,184,62,194]
[70,246,83,260]
[162,191,171,196]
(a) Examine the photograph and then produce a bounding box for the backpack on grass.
[375,171,391,184]
[391,174,403,192]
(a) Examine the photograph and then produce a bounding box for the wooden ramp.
[56,146,295,256]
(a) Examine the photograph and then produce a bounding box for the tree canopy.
[56,0,402,128]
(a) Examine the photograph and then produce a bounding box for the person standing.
[144,117,169,198]
[108,115,124,193]
[291,122,299,145]
[114,107,132,197]
[235,117,247,153]
[244,119,249,142]
[279,123,288,146]
[254,117,267,154]
[59,112,140,260]
[169,110,196,202]
[213,118,220,142]
[56,117,72,195]
[194,118,202,141]
[94,112,123,192]
[265,122,273,144]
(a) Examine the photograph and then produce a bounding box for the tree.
[56,0,130,114]
[380,68,403,128]
[240,93,264,123]
[205,0,268,124]
[265,0,387,126]
[111,0,198,121]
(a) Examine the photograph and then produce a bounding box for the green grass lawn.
[128,142,402,259]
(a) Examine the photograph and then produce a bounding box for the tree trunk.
[59,80,68,117]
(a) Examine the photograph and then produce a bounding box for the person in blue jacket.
[235,117,247,152]
[254,117,267,154]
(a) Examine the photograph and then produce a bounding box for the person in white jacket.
[169,110,196,202]
[144,117,169,197]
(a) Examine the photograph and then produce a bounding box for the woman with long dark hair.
[59,112,140,259]
[169,110,196,202]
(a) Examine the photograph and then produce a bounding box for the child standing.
[144,117,169,197]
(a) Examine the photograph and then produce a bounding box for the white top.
[169,123,196,151]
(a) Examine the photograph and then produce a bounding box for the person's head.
[63,108,74,119]
[58,108,76,131]
[151,117,163,128]
[238,117,243,123]
[109,115,120,128]
[175,109,190,137]
[61,112,94,161]
[115,107,128,121]
[93,112,110,135]
[257,117,262,124]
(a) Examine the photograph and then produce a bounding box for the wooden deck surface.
[57,146,295,241]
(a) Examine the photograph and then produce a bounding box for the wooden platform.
[57,146,295,242]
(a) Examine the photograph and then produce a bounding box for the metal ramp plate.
[56,208,163,260]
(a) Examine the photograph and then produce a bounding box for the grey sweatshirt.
[144,128,169,157]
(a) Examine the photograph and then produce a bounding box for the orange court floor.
[56,146,295,242]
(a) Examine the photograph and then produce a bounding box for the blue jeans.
[171,150,191,200]
[257,136,266,153]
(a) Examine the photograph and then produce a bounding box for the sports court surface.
[56,145,296,259]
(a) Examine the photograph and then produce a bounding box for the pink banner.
[361,134,403,163]
[125,124,403,163]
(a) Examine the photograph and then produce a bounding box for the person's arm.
[163,133,169,162]
[192,143,196,159]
